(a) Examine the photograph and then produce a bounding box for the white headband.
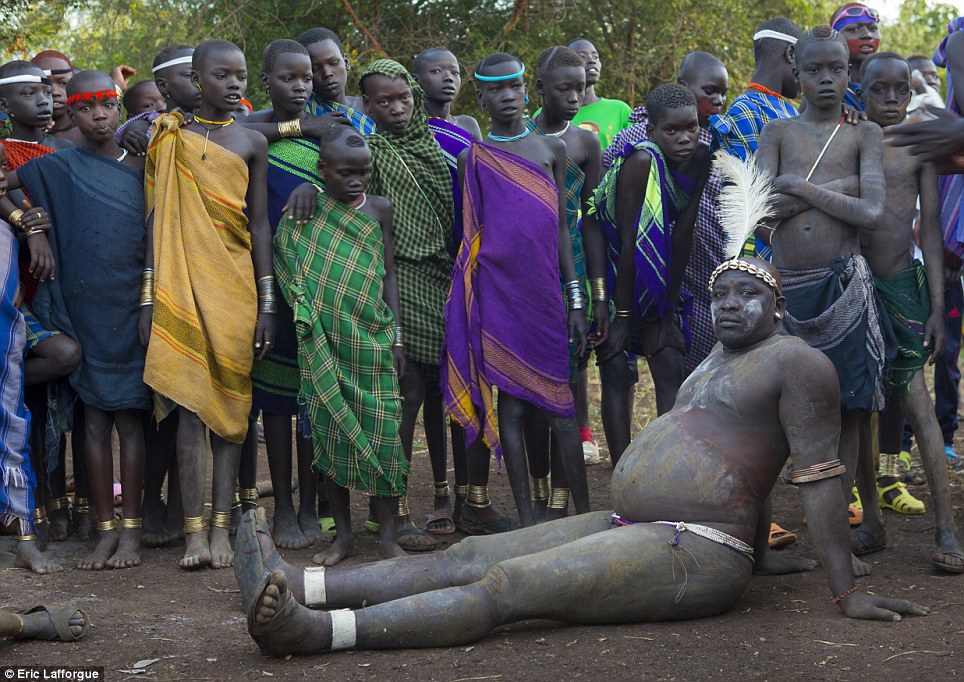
[0,75,48,86]
[753,30,798,45]
[152,55,194,74]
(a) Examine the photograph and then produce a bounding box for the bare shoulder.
[366,193,391,214]
[772,335,838,383]
[763,117,792,134]
[856,119,884,144]
[540,134,567,156]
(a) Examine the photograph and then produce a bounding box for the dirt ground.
[1,370,962,681]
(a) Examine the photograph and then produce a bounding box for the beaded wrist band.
[831,584,860,606]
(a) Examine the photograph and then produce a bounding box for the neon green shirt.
[573,98,632,151]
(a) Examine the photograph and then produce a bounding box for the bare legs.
[176,407,241,569]
[77,406,145,570]
[246,514,752,655]
[396,362,439,550]
[259,411,320,548]
[312,482,403,566]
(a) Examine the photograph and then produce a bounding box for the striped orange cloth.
[144,112,256,443]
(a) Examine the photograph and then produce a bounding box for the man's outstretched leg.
[245,522,753,655]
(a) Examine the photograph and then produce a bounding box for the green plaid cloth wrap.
[874,260,932,396]
[362,59,454,370]
[525,117,590,378]
[273,192,408,497]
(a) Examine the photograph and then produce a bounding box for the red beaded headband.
[66,89,118,105]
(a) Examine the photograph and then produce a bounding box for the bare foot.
[77,528,118,570]
[47,506,70,542]
[209,526,234,569]
[14,541,64,574]
[299,509,325,545]
[754,553,818,575]
[312,534,356,566]
[852,553,872,577]
[179,531,212,569]
[106,528,142,569]
[272,508,309,549]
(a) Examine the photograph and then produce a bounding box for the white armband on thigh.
[303,566,326,606]
[329,609,356,650]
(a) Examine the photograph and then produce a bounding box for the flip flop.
[16,605,91,642]
[317,516,336,538]
[851,526,886,556]
[931,550,964,574]
[396,525,437,552]
[768,523,796,549]
[456,505,519,535]
[424,507,456,535]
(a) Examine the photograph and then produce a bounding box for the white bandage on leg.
[303,566,327,606]
[329,609,357,650]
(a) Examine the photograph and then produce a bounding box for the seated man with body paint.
[232,156,926,655]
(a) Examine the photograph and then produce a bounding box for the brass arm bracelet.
[789,459,847,484]
[7,209,24,229]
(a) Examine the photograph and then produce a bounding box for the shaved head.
[678,51,725,81]
[66,70,115,97]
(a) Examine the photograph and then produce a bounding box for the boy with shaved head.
[564,38,631,150]
[854,52,963,572]
[758,27,886,577]
[591,84,710,464]
[271,124,408,565]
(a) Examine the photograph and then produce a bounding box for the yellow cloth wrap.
[144,113,256,443]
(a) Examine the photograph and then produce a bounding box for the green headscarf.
[359,59,454,260]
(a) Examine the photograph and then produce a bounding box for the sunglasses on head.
[836,5,880,22]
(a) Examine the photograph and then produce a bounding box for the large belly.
[610,412,770,538]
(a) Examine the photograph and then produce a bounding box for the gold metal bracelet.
[548,488,570,510]
[46,497,68,511]
[96,518,118,532]
[531,476,550,502]
[613,308,633,318]
[120,517,142,529]
[433,481,451,498]
[15,534,38,542]
[73,497,90,514]
[397,493,410,517]
[210,510,233,529]
[466,484,491,509]
[454,484,469,498]
[183,515,208,534]
[278,118,302,138]
[23,229,45,238]
[7,209,24,229]
[591,277,607,303]
[239,487,259,502]
[33,508,47,524]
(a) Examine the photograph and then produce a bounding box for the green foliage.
[1,0,959,121]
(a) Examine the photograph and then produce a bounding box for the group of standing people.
[0,0,961,652]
